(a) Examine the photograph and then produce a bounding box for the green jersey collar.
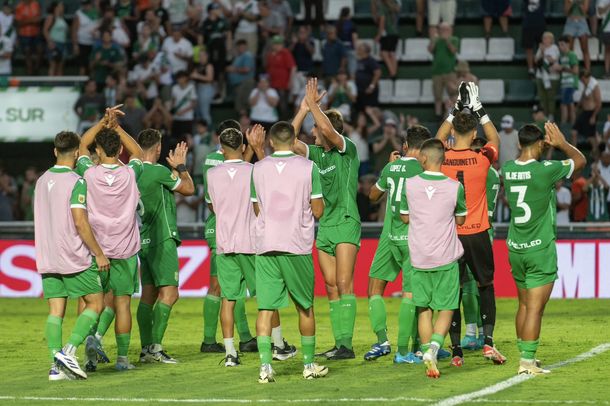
[272,151,295,157]
[420,170,447,180]
[101,163,120,169]
[515,159,536,165]
[50,165,73,173]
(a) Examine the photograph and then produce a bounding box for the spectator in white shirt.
[249,75,279,129]
[171,70,197,142]
[498,114,520,167]
[162,29,193,74]
[556,180,572,225]
[233,0,259,56]
[0,29,13,75]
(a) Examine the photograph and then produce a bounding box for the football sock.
[368,295,388,344]
[203,295,221,344]
[397,296,417,355]
[451,344,464,358]
[430,333,444,358]
[95,306,115,341]
[152,302,172,345]
[449,292,462,347]
[340,294,357,349]
[329,299,342,347]
[520,339,539,361]
[465,323,477,336]
[68,309,98,348]
[45,315,62,361]
[302,335,315,365]
[462,291,479,327]
[234,298,253,342]
[257,336,273,365]
[136,302,154,348]
[224,337,237,357]
[421,342,431,353]
[271,326,284,349]
[517,338,523,353]
[479,284,497,345]
[116,333,130,357]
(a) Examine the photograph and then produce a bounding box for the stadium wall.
[1,239,608,299]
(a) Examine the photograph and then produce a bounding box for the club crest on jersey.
[425,185,436,200]
[47,180,55,192]
[227,168,237,180]
[275,162,286,174]
[171,173,178,181]
[78,194,85,204]
[104,174,116,186]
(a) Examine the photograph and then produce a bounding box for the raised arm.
[544,122,586,173]
[116,125,143,160]
[245,124,266,161]
[167,142,195,196]
[306,78,344,150]
[466,81,500,149]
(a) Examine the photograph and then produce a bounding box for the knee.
[337,279,352,295]
[159,289,179,306]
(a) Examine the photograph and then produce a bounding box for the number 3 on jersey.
[387,177,404,211]
[510,185,531,224]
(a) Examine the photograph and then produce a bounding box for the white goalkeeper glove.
[466,82,489,125]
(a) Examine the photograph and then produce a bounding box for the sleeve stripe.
[311,193,323,199]
[304,142,310,160]
[205,197,211,204]
[455,211,468,216]
[70,204,86,209]
[250,197,258,202]
[565,159,575,179]
[375,182,386,192]
[77,155,89,161]
[171,177,182,191]
[338,135,347,154]
[488,210,494,216]
[399,210,409,214]
[129,158,143,165]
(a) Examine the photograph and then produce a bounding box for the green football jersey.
[137,162,182,247]
[376,157,423,246]
[202,150,224,248]
[75,156,144,178]
[487,166,500,219]
[502,158,574,253]
[307,136,360,227]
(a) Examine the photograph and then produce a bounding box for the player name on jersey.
[504,171,532,180]
[443,157,478,166]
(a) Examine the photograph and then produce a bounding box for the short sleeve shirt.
[202,150,224,248]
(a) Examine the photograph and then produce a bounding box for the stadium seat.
[402,38,432,62]
[378,79,394,103]
[393,79,421,103]
[573,38,600,62]
[505,79,536,102]
[353,0,369,17]
[312,39,322,62]
[459,38,487,62]
[486,38,515,61]
[359,39,380,60]
[598,80,610,102]
[478,79,505,103]
[419,79,434,104]
[325,0,353,21]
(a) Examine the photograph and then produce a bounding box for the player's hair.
[453,111,478,135]
[269,121,295,145]
[138,128,163,150]
[54,131,80,154]
[216,119,241,136]
[518,124,544,147]
[406,125,431,150]
[471,137,487,150]
[95,128,121,157]
[420,139,445,165]
[324,109,344,135]
[220,128,243,150]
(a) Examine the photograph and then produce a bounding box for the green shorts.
[412,261,460,311]
[140,239,179,287]
[210,249,218,278]
[369,237,413,292]
[509,244,558,289]
[217,253,256,300]
[42,261,103,299]
[256,254,314,310]
[461,267,479,296]
[102,255,139,296]
[316,217,361,256]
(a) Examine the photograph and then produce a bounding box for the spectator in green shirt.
[428,22,459,119]
[90,29,125,87]
[555,35,579,124]
[376,0,400,79]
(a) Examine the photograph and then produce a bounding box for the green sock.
[517,338,523,353]
[301,335,315,365]
[368,295,388,344]
[257,336,272,365]
[431,333,445,349]
[136,302,154,347]
[234,298,253,342]
[203,295,221,344]
[45,315,62,361]
[462,292,479,326]
[340,294,357,349]
[397,296,417,355]
[96,307,115,338]
[421,342,431,353]
[68,309,98,347]
[329,299,342,347]
[152,302,172,345]
[521,339,539,361]
[116,333,131,357]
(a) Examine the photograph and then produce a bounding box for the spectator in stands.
[336,7,358,78]
[482,0,511,38]
[140,7,167,39]
[176,193,202,223]
[72,0,99,76]
[266,35,296,119]
[233,0,259,56]
[98,6,130,48]
[249,75,279,130]
[74,79,106,132]
[564,0,591,70]
[522,0,546,77]
[103,73,124,108]
[586,164,610,221]
[269,0,293,38]
[116,0,139,40]
[571,170,589,221]
[191,49,215,127]
[355,42,381,115]
[555,180,572,225]
[349,110,380,176]
[415,0,425,38]
[429,22,459,119]
[182,5,202,45]
[42,2,67,76]
[167,0,189,28]
[15,0,42,75]
[258,0,284,55]
[596,150,610,213]
[535,31,560,121]
[144,97,173,163]
[328,69,357,122]
[201,3,230,100]
[0,22,13,75]
[132,23,160,62]
[0,2,15,42]
[532,104,548,133]
[455,60,478,84]
[376,0,400,79]
[372,118,402,174]
[162,28,193,74]
[129,52,160,108]
[90,29,125,88]
[20,166,37,221]
[555,35,579,124]
[427,0,456,37]
[119,93,147,137]
[227,38,255,115]
[150,0,171,35]
[498,115,520,166]
[0,166,16,221]
[303,0,323,27]
[597,0,610,78]
[572,69,601,147]
[171,70,197,142]
[321,25,346,83]
[289,25,313,101]
[357,174,380,221]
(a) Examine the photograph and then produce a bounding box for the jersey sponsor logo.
[319,165,336,175]
[443,157,478,166]
[507,238,542,250]
[104,174,116,186]
[205,159,223,166]
[543,161,552,166]
[504,171,532,180]
[424,185,436,200]
[227,168,237,180]
[275,162,286,174]
[459,222,482,230]
[388,233,408,242]
[141,238,151,244]
[46,180,55,192]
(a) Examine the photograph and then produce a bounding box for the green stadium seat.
[353,0,370,17]
[461,0,481,18]
[506,79,536,102]
[288,0,301,16]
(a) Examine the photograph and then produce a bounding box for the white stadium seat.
[574,37,600,62]
[486,38,515,61]
[378,79,394,103]
[393,79,421,103]
[459,38,487,62]
[598,80,610,102]
[478,79,505,103]
[402,38,432,62]
[312,39,322,62]
[325,0,353,20]
[419,79,434,104]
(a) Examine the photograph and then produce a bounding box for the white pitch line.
[432,342,610,406]
[472,400,610,405]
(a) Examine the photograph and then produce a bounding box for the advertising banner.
[1,239,609,298]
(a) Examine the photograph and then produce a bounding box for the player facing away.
[34,131,110,380]
[75,108,144,371]
[201,119,261,354]
[436,82,507,366]
[251,121,328,383]
[363,125,429,363]
[503,123,585,375]
[293,78,360,360]
[136,130,195,363]
[206,126,297,366]
[399,139,467,379]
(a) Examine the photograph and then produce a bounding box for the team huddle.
[34,79,585,383]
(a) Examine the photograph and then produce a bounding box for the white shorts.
[428,0,457,26]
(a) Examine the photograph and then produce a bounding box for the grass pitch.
[0,297,609,405]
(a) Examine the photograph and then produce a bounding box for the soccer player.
[293,78,360,360]
[251,121,328,383]
[35,131,110,380]
[136,130,195,363]
[399,139,467,379]
[436,82,506,366]
[75,108,144,371]
[503,122,585,375]
[363,125,429,363]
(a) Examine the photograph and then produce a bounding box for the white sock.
[466,323,477,336]
[95,332,103,342]
[429,341,440,358]
[271,326,284,349]
[224,338,237,357]
[117,355,128,364]
[478,326,484,337]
